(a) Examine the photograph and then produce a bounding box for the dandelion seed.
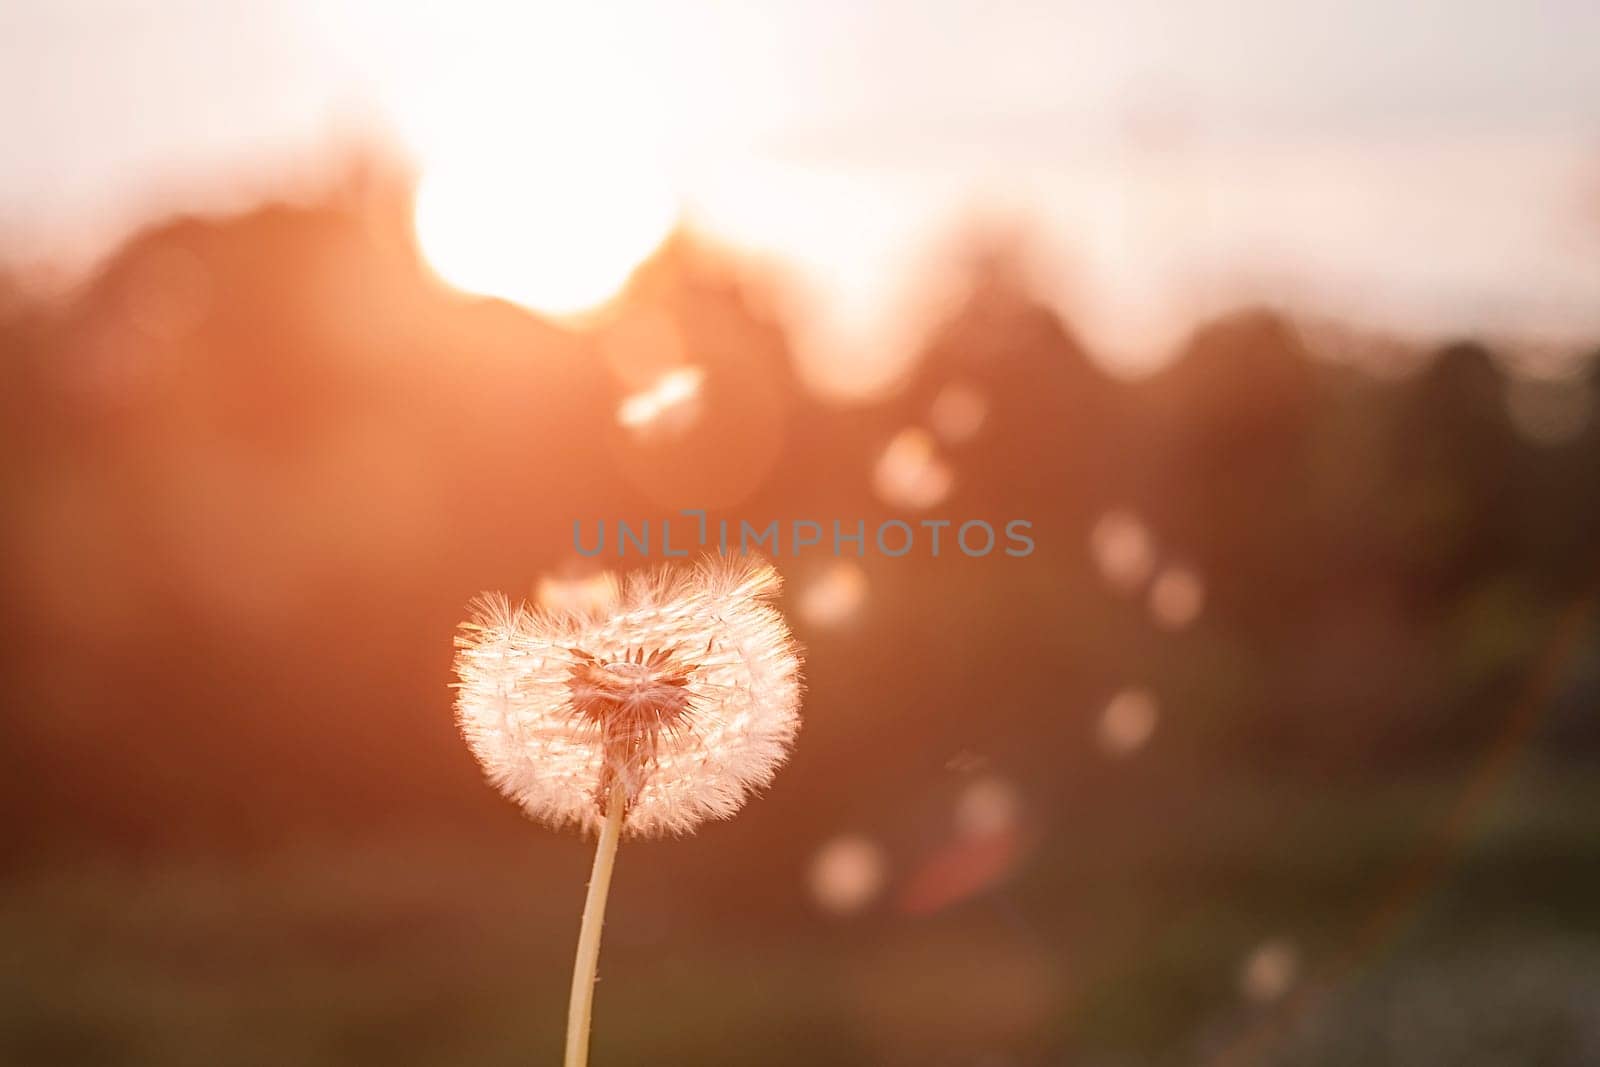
[453,554,803,1066]
[945,749,991,775]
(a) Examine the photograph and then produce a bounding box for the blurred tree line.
[0,172,1597,865]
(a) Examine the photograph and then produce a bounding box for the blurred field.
[3,765,1599,1066]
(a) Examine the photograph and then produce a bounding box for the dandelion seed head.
[454,556,803,837]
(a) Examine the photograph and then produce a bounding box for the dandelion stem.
[564,781,626,1067]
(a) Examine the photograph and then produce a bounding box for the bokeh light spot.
[1098,687,1159,756]
[873,428,954,510]
[798,560,868,629]
[929,381,989,445]
[955,776,1022,840]
[1239,938,1300,1003]
[1149,564,1205,630]
[1090,510,1156,593]
[536,570,621,616]
[809,834,889,916]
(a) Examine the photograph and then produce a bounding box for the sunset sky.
[3,0,1599,377]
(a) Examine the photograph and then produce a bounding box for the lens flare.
[616,366,705,435]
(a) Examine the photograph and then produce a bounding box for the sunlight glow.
[318,3,682,318]
[415,150,677,317]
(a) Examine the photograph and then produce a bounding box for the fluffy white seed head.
[453,556,803,837]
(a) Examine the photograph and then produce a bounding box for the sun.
[414,142,678,318]
[305,3,682,319]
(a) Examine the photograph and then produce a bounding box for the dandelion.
[453,555,803,1066]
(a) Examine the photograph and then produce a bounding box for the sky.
[2,0,1599,380]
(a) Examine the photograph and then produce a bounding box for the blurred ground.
[3,768,1598,1066]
